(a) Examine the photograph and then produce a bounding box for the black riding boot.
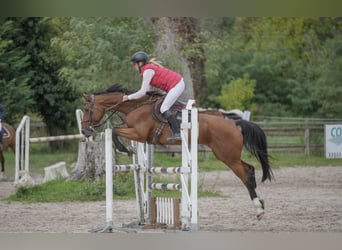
[163,110,181,141]
[0,130,3,150]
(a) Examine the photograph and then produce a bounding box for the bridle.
[82,94,125,134]
[82,92,160,135]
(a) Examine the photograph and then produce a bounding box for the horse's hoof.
[260,199,265,209]
[257,212,265,220]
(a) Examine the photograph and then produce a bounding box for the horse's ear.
[82,93,90,101]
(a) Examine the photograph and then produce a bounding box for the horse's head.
[81,85,129,137]
[81,93,107,137]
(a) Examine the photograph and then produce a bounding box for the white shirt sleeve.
[127,69,154,100]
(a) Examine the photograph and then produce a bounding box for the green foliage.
[313,34,342,118]
[0,18,34,123]
[203,17,342,118]
[2,17,342,134]
[217,74,256,110]
[13,18,80,136]
[52,17,154,93]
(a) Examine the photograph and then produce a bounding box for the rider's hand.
[122,95,129,102]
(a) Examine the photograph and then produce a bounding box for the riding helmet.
[131,51,149,63]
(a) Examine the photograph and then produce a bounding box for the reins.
[84,92,160,135]
[83,95,123,132]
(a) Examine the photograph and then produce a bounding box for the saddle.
[152,97,186,124]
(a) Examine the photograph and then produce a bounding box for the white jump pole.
[190,104,198,230]
[104,128,113,231]
[15,115,31,184]
[180,100,198,231]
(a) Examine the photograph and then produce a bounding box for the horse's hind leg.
[241,160,265,220]
[211,143,266,219]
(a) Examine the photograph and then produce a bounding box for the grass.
[5,173,221,202]
[2,145,342,203]
[7,173,136,203]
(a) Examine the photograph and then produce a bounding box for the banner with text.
[325,124,342,158]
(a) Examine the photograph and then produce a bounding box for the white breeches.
[160,79,185,114]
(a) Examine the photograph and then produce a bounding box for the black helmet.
[131,51,148,63]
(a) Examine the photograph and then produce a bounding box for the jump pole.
[180,100,198,230]
[104,128,113,231]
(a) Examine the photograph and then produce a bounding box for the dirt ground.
[0,166,341,233]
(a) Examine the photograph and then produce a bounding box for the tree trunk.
[68,139,106,181]
[150,17,208,105]
[151,17,194,102]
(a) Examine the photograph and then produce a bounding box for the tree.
[0,18,33,123]
[10,18,80,148]
[204,17,342,117]
[313,34,342,118]
[217,74,256,111]
[53,17,154,93]
[151,17,194,102]
[172,17,208,105]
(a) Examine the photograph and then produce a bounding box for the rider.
[122,51,185,141]
[0,104,6,150]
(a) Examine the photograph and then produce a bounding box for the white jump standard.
[99,100,199,232]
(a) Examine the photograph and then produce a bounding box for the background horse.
[81,84,273,220]
[0,122,16,176]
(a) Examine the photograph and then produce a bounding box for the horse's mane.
[94,84,135,95]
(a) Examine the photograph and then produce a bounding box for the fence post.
[304,118,310,156]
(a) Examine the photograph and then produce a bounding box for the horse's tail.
[236,119,273,182]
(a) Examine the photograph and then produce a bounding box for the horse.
[0,122,16,175]
[81,84,273,220]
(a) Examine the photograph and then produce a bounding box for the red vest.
[141,64,182,92]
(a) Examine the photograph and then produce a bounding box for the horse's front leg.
[112,129,132,155]
[114,127,144,141]
[112,127,145,155]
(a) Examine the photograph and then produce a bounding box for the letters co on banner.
[325,124,342,158]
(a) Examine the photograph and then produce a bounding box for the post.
[132,141,146,224]
[104,128,113,230]
[304,118,310,156]
[181,107,190,230]
[15,115,32,184]
[146,143,154,223]
[190,107,198,230]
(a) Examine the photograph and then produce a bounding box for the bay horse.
[81,84,273,220]
[0,122,16,176]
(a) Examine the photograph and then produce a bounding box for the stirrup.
[167,133,181,141]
